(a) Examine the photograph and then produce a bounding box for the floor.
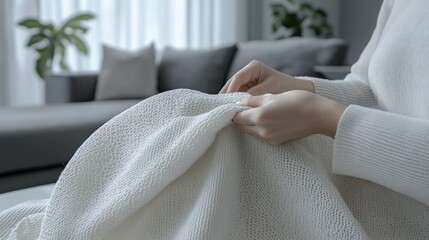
[0,184,55,212]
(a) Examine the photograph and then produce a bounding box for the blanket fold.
[1,89,427,240]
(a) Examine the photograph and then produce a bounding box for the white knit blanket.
[1,90,427,239]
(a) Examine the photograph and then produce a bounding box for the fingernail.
[236,99,244,105]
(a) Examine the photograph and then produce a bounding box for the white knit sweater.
[306,0,429,206]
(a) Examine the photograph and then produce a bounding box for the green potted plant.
[18,12,96,79]
[271,0,333,39]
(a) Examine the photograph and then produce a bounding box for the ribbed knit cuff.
[298,77,377,108]
[333,105,429,205]
[297,77,347,105]
[312,78,348,104]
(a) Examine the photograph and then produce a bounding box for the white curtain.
[0,0,249,106]
[0,0,44,106]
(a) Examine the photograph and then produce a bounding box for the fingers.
[219,74,243,94]
[219,79,232,94]
[236,95,264,107]
[233,96,265,125]
[220,61,260,94]
[227,71,252,93]
[233,109,258,125]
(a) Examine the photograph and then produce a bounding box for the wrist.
[319,99,346,138]
[293,77,315,93]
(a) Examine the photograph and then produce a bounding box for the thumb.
[236,96,264,108]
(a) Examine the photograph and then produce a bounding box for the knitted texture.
[0,89,428,239]
[300,0,429,206]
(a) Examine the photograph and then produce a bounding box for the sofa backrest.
[227,37,348,79]
[45,38,348,104]
[157,45,237,94]
[45,73,98,104]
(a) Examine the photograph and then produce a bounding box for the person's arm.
[234,88,429,205]
[300,0,393,108]
[334,105,429,206]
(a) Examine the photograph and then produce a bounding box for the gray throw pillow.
[95,44,157,100]
[227,38,348,78]
[158,45,237,94]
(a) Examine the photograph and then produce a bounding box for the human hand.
[220,60,315,95]
[233,90,346,145]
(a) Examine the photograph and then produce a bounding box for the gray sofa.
[0,38,347,193]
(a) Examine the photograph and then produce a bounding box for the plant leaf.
[300,3,313,11]
[310,25,322,36]
[36,46,48,54]
[272,21,280,33]
[66,35,88,54]
[57,43,69,72]
[59,61,69,72]
[26,33,48,47]
[18,19,46,29]
[42,23,56,37]
[36,53,50,79]
[283,13,300,28]
[315,9,328,18]
[35,45,55,79]
[61,13,95,30]
[67,13,95,22]
[35,57,46,79]
[46,24,55,32]
[65,21,89,33]
[57,43,66,58]
[271,0,333,39]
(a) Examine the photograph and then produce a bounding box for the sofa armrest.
[45,73,98,104]
[0,100,139,192]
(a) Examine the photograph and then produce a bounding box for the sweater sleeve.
[334,105,429,206]
[302,1,429,206]
[300,0,393,108]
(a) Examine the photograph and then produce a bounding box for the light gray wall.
[250,0,383,64]
[340,0,383,63]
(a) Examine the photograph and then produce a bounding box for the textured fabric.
[227,38,348,79]
[95,44,157,100]
[0,89,428,239]
[158,45,237,94]
[299,0,429,206]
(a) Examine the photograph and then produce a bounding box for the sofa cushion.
[227,38,348,79]
[95,44,157,100]
[158,45,237,94]
[0,100,140,176]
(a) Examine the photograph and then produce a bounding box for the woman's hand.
[233,90,346,145]
[220,60,315,95]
